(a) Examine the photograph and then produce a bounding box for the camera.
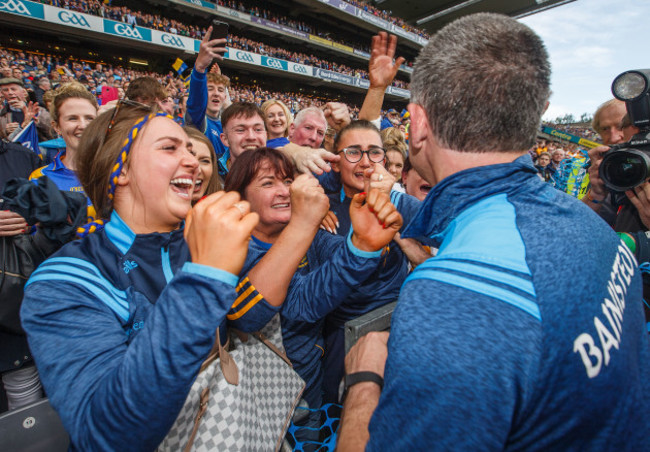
[599,69,650,192]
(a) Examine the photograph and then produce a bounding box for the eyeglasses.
[103,98,151,143]
[340,146,386,163]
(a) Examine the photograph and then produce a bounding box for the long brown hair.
[75,103,153,220]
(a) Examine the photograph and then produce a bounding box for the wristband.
[586,190,602,204]
[342,371,384,402]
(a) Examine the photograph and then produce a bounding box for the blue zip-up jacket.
[185,68,227,158]
[325,189,421,325]
[20,212,274,451]
[235,230,383,408]
[367,155,650,450]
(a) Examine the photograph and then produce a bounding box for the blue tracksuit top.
[236,230,383,408]
[325,189,421,325]
[367,155,650,450]
[185,69,227,158]
[20,211,275,451]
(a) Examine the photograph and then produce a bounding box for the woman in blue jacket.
[21,102,266,450]
[224,147,402,413]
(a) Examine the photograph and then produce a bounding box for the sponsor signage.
[103,19,152,42]
[229,48,261,65]
[354,49,370,58]
[358,10,389,29]
[309,34,332,46]
[261,56,288,71]
[318,0,356,14]
[315,68,355,86]
[289,62,311,76]
[387,86,410,98]
[181,0,215,10]
[250,16,307,38]
[0,0,44,18]
[45,7,102,31]
[354,78,370,89]
[217,6,251,22]
[332,42,354,53]
[151,30,195,50]
[390,24,411,39]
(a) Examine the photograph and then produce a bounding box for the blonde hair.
[261,99,293,137]
[49,81,98,124]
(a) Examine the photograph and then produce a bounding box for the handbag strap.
[198,327,238,385]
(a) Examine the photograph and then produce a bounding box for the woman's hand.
[364,163,395,195]
[350,189,402,252]
[290,174,330,230]
[320,210,339,234]
[184,191,259,275]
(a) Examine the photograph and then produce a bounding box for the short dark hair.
[410,13,550,153]
[125,76,167,106]
[224,147,294,198]
[221,102,265,130]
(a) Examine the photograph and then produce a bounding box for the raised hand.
[363,163,395,195]
[184,191,258,275]
[368,32,406,89]
[290,173,330,230]
[323,102,351,132]
[349,189,402,252]
[195,26,227,73]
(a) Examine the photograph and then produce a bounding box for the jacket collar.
[401,154,539,242]
[104,210,184,255]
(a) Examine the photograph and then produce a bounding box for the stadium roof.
[373,0,576,35]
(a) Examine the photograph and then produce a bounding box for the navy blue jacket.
[236,230,383,408]
[185,69,227,158]
[368,155,650,450]
[21,212,271,451]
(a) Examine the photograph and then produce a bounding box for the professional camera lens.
[600,148,650,192]
[613,72,647,101]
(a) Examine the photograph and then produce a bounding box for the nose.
[359,152,372,167]
[182,147,199,170]
[610,128,625,145]
[277,182,290,198]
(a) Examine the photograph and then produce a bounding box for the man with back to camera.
[337,13,650,451]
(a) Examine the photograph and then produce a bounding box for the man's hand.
[350,189,402,252]
[21,101,39,126]
[4,122,19,135]
[195,26,227,73]
[0,210,28,237]
[184,191,258,275]
[290,174,330,230]
[323,102,351,132]
[282,143,341,175]
[345,331,389,377]
[368,32,405,89]
[626,182,650,229]
[586,145,609,202]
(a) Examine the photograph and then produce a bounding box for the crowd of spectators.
[345,0,430,38]
[32,0,412,87]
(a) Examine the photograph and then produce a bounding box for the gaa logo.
[235,51,254,63]
[58,11,90,27]
[292,64,307,74]
[0,0,30,15]
[229,10,239,17]
[114,23,143,39]
[266,58,283,70]
[161,34,184,48]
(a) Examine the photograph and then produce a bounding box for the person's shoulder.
[29,162,53,180]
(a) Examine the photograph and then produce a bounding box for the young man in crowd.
[338,13,650,450]
[186,25,230,157]
[217,102,267,176]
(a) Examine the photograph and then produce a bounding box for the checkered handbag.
[158,320,305,452]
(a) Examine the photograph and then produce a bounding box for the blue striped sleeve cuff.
[347,230,383,258]
[181,262,238,287]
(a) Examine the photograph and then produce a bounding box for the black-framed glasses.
[103,98,151,142]
[341,146,386,163]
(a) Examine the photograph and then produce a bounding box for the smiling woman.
[19,102,267,450]
[29,82,98,222]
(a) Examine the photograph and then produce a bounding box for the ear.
[220,132,229,148]
[116,166,129,186]
[331,158,340,173]
[407,103,431,156]
[51,120,60,136]
[288,123,295,139]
